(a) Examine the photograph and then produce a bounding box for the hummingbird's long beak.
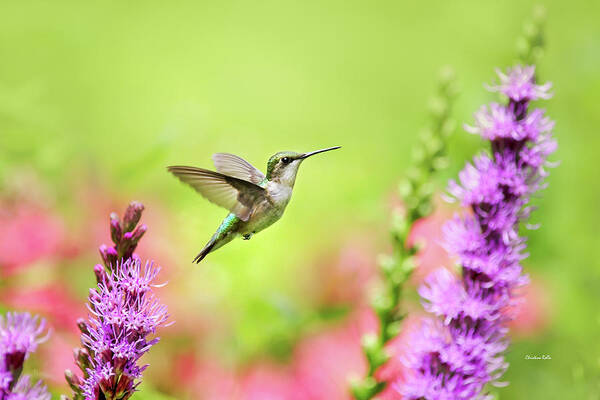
[298,146,341,160]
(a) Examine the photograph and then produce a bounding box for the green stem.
[516,5,546,65]
[350,68,457,400]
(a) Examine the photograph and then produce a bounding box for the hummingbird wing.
[167,166,266,221]
[212,153,266,185]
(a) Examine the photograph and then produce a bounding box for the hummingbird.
[168,146,341,263]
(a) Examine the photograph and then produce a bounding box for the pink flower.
[507,276,553,338]
[0,285,85,334]
[306,235,377,308]
[375,315,423,400]
[239,362,299,400]
[172,309,395,400]
[293,310,370,399]
[0,205,64,275]
[174,356,237,399]
[407,200,455,285]
[38,332,78,386]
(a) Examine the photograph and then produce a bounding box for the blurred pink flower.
[386,191,456,286]
[38,331,78,386]
[292,310,370,400]
[0,204,65,275]
[239,362,300,400]
[375,314,424,400]
[507,275,553,338]
[0,285,85,334]
[307,235,377,308]
[175,309,377,400]
[407,200,455,285]
[174,355,237,399]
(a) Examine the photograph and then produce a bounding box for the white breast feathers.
[266,181,293,205]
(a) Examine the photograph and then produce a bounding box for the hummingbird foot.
[242,233,253,240]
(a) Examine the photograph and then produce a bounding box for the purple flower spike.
[0,313,48,374]
[5,376,51,400]
[0,313,50,400]
[81,259,169,400]
[396,65,556,399]
[65,202,170,400]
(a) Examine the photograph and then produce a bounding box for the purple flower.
[80,260,168,400]
[65,202,170,400]
[465,103,553,143]
[396,65,556,399]
[465,103,520,141]
[0,313,48,369]
[5,376,51,400]
[0,313,50,400]
[488,65,551,102]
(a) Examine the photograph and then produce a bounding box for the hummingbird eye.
[281,157,291,164]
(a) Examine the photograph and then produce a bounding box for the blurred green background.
[1,0,599,399]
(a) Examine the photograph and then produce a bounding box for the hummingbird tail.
[193,241,216,263]
[194,213,241,263]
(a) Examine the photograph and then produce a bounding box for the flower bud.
[123,201,144,233]
[74,348,91,372]
[361,333,388,368]
[94,264,107,284]
[65,369,82,393]
[76,318,89,335]
[120,224,147,259]
[110,212,122,244]
[99,244,118,268]
[130,224,147,245]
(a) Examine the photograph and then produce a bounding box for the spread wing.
[212,153,266,185]
[167,166,266,221]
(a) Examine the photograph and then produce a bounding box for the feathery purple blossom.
[4,376,51,400]
[488,65,552,102]
[65,202,169,400]
[80,259,169,400]
[396,65,556,399]
[0,313,50,400]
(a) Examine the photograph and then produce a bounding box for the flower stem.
[350,68,457,400]
[516,5,547,66]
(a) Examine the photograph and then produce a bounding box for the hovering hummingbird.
[168,146,341,263]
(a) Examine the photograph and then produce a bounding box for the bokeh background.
[1,0,599,399]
